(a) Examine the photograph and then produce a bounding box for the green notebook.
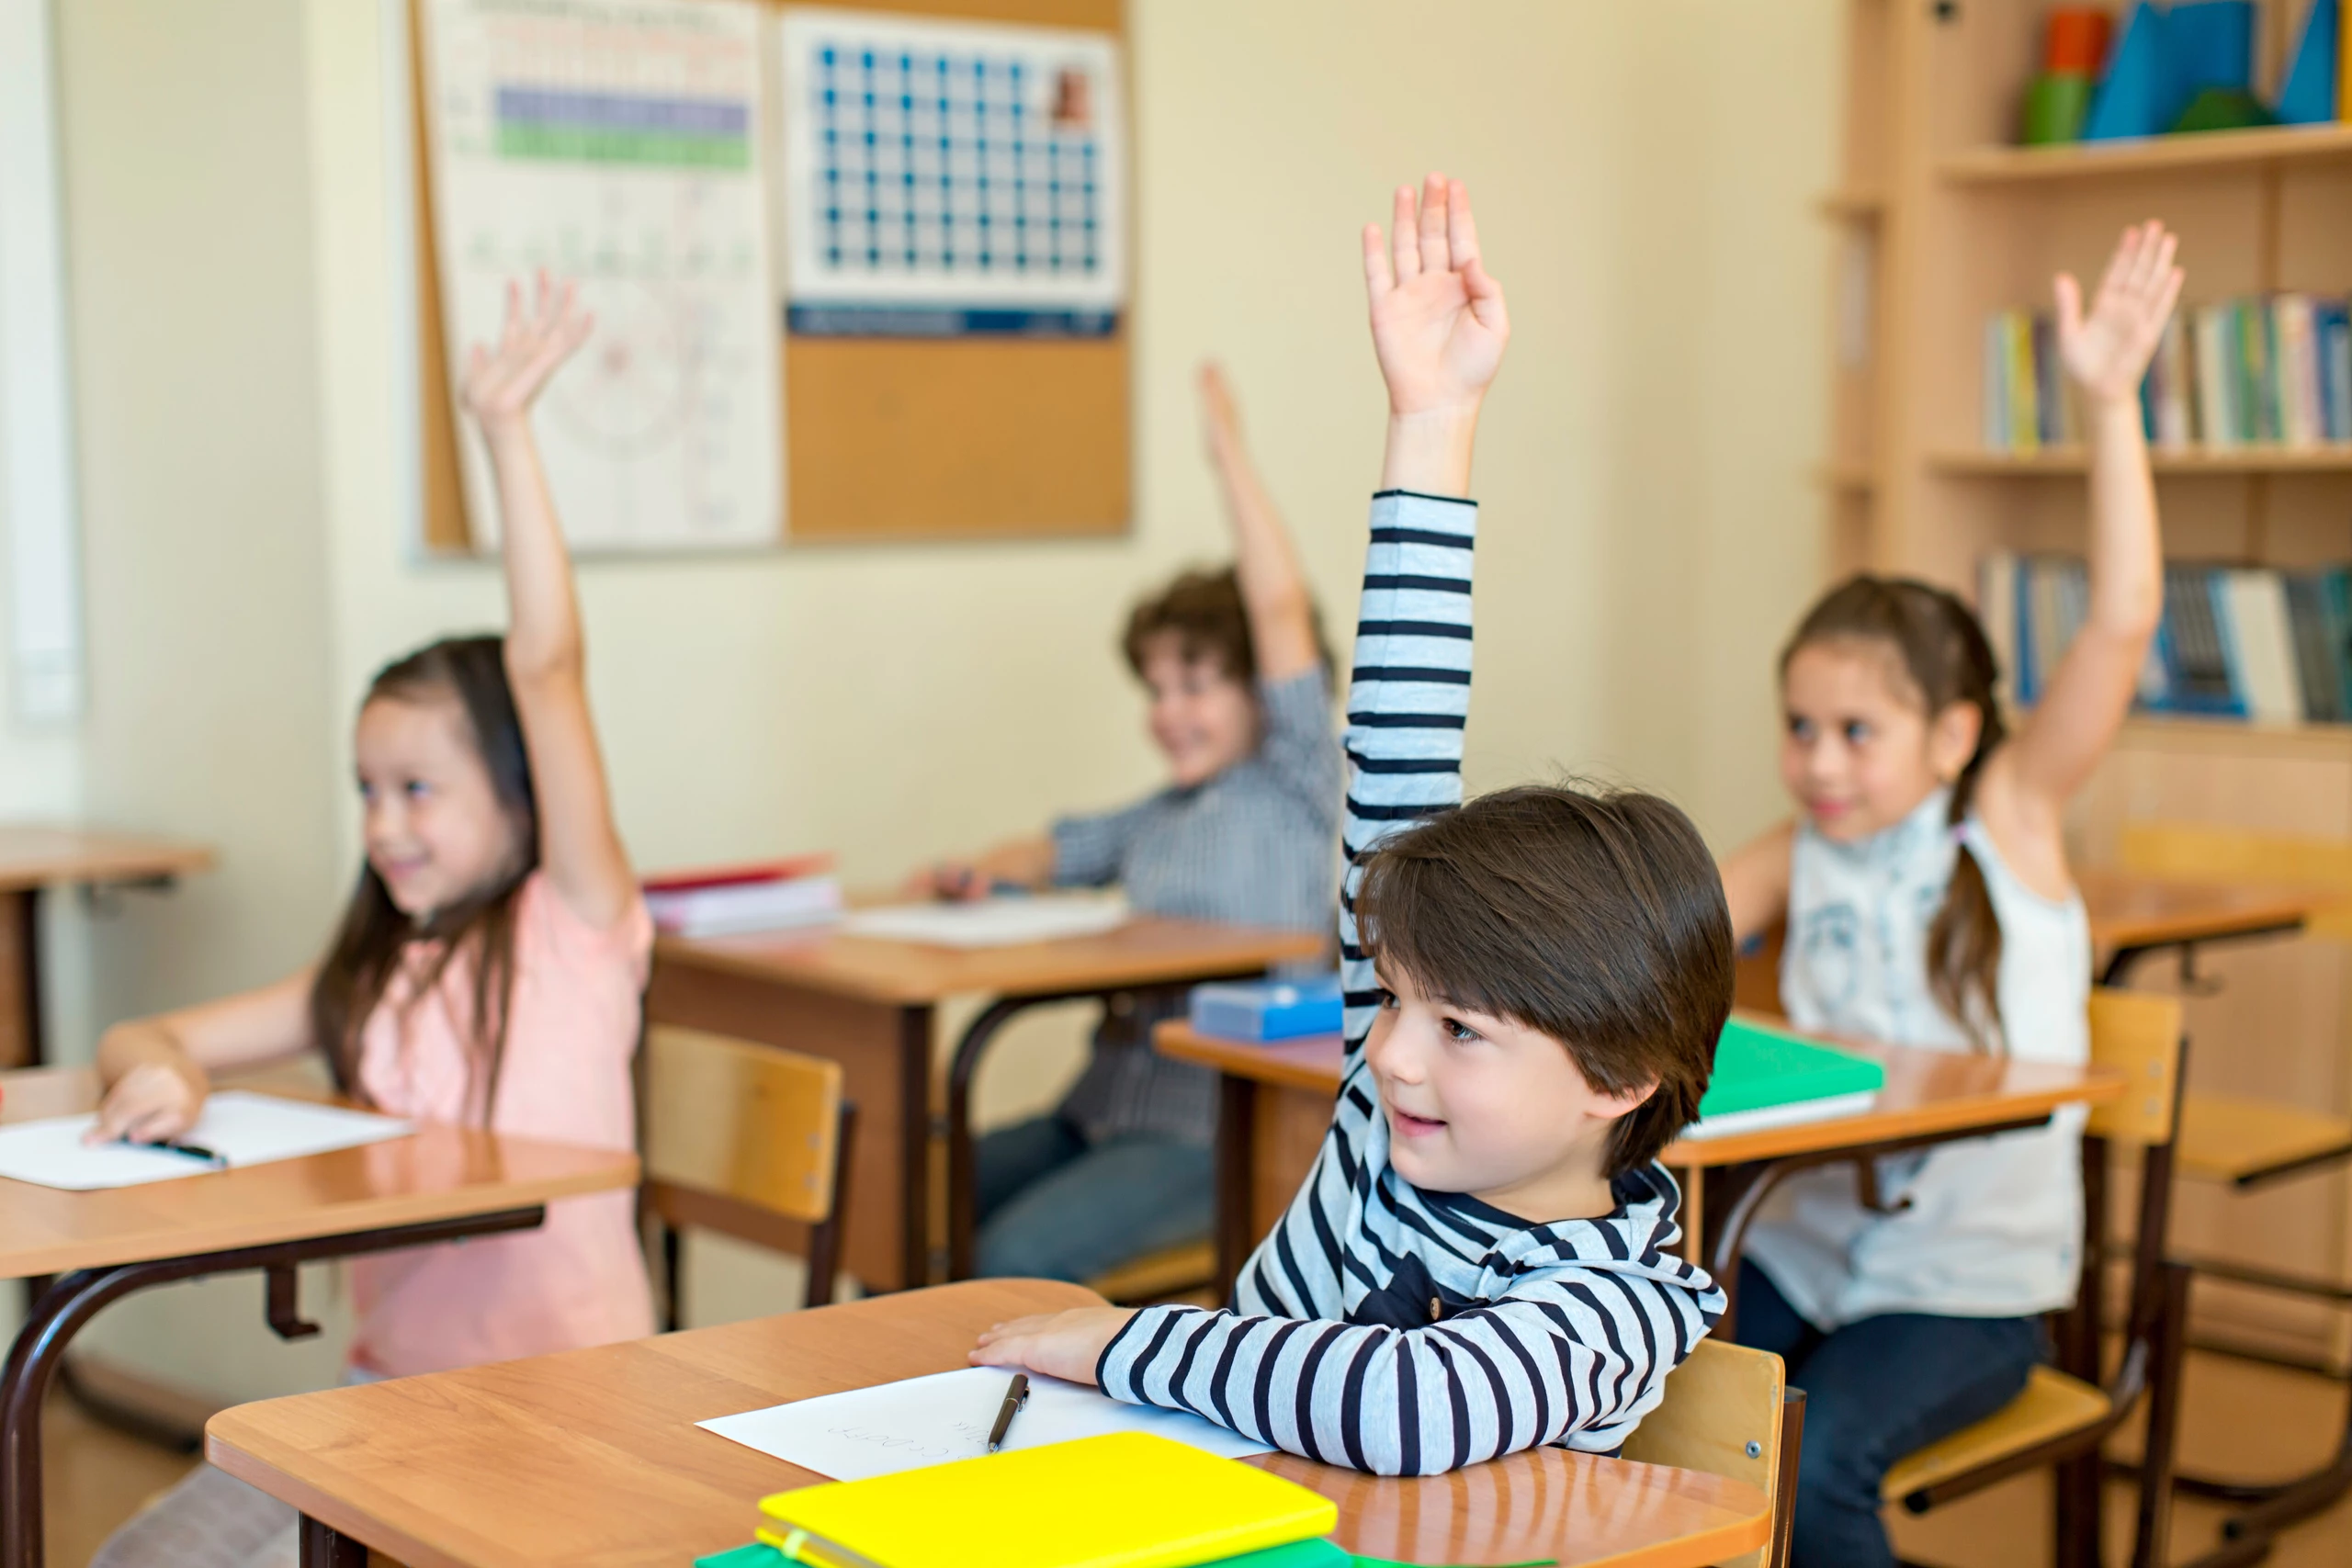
[1684,1016,1885,1140]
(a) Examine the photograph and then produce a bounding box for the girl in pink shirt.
[90,276,650,1568]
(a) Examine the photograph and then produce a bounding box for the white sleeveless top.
[1743,787,2091,1328]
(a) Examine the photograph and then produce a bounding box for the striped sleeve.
[1096,1270,1707,1476]
[1338,490,1477,1055]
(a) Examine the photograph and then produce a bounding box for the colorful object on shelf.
[2044,6,2115,71]
[2081,0,2263,140]
[2277,0,2338,125]
[2022,6,2114,143]
[2082,2,2172,139]
[2173,85,2276,132]
[2024,71,2098,142]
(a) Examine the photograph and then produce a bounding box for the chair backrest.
[2117,822,2352,941]
[1622,1339,1792,1568]
[644,1024,844,1224]
[2086,987,2184,1146]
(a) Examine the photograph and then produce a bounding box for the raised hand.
[461,270,594,434]
[2055,220,2184,408]
[1200,360,1244,465]
[1362,175,1509,419]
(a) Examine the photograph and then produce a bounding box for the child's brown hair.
[1781,574,2007,1047]
[1122,565,1333,683]
[1354,783,1733,1175]
[309,636,538,1120]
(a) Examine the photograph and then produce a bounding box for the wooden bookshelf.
[1939,119,2352,184]
[1827,0,2352,1370]
[1929,445,2352,476]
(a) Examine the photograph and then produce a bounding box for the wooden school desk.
[648,919,1324,1292]
[207,1278,1772,1568]
[0,1068,639,1568]
[0,827,213,1068]
[1157,1020,2127,1327]
[2075,866,2324,985]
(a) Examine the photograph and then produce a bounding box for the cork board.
[408,0,1130,553]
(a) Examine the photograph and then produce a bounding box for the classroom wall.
[18,0,1836,1405]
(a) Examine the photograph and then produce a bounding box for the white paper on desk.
[697,1367,1270,1481]
[840,893,1129,949]
[0,1092,414,1190]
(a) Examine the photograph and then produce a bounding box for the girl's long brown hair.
[1783,577,2008,1049]
[309,637,539,1119]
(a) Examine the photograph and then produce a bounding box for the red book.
[642,854,836,895]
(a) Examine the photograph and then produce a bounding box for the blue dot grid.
[814,40,1101,277]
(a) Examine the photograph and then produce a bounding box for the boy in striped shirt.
[973,174,1730,1475]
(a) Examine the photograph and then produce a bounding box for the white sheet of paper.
[841,894,1129,949]
[697,1367,1270,1481]
[0,1092,414,1191]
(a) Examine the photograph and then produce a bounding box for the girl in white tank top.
[1713,221,2182,1568]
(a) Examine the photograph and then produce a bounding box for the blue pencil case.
[1188,976,1344,1043]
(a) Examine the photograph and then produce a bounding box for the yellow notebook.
[754,1431,1336,1568]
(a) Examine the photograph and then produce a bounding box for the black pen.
[121,1137,227,1169]
[986,1372,1029,1452]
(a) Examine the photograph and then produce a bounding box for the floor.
[38,1347,2352,1568]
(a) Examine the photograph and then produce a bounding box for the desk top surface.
[208,1279,1769,1568]
[0,825,213,894]
[0,1070,638,1278]
[1156,1016,2127,1171]
[2080,866,2324,952]
[656,915,1324,1004]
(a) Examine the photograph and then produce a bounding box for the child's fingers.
[1416,172,1449,276]
[2151,265,2185,331]
[1361,221,1394,300]
[1389,186,1419,282]
[2137,231,2178,309]
[2096,225,2141,305]
[1463,257,1508,333]
[2052,273,2084,342]
[1444,178,1482,275]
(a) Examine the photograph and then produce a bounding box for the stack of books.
[642,856,843,938]
[1981,551,2352,725]
[1984,295,2352,454]
[699,1431,1342,1568]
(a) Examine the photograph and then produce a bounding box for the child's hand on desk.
[85,1062,203,1146]
[969,1307,1137,1385]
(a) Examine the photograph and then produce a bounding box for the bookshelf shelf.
[1939,121,2352,185]
[1930,446,2352,476]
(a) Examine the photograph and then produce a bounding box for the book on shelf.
[1982,552,2352,726]
[1984,294,2352,456]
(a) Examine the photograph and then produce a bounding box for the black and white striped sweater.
[1096,490,1725,1476]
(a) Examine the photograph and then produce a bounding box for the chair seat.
[1881,1366,2111,1503]
[1086,1240,1216,1303]
[2177,1093,2352,1186]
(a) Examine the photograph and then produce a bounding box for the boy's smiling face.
[1362,961,1656,1224]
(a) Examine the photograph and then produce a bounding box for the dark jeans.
[972,1114,1213,1282]
[1733,1260,2044,1568]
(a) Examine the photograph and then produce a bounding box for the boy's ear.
[1587,1077,1659,1125]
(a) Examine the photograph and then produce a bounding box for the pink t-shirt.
[346,871,656,1378]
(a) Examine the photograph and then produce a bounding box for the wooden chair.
[1084,1239,1218,1306]
[642,1024,857,1325]
[2113,823,2352,1200]
[1623,1339,1805,1568]
[1878,988,2191,1568]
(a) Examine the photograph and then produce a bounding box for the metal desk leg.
[298,1516,367,1568]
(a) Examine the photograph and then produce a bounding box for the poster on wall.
[777,6,1126,338]
[418,0,782,551]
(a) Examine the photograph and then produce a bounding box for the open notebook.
[0,1092,413,1190]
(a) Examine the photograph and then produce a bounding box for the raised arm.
[1992,222,2178,824]
[460,275,636,929]
[1200,362,1318,682]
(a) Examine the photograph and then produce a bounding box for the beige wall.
[20,0,1836,1407]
